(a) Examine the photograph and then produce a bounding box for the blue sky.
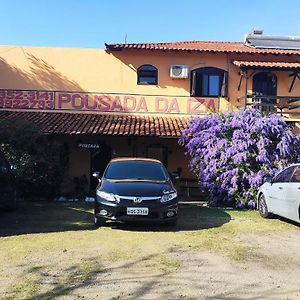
[1,0,300,48]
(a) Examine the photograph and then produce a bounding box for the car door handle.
[278,187,283,190]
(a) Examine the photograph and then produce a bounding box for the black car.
[0,152,16,211]
[93,157,178,226]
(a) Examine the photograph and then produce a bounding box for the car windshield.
[104,160,169,181]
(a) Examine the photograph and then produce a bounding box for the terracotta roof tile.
[0,111,191,137]
[106,41,300,56]
[233,60,300,69]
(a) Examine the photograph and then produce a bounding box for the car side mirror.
[92,171,101,182]
[264,175,273,184]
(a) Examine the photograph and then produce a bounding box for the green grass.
[0,200,297,299]
[147,254,182,272]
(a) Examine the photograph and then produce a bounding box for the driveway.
[0,201,299,299]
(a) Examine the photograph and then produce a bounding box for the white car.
[257,164,300,223]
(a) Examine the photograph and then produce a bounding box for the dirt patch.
[68,247,300,300]
[235,229,300,269]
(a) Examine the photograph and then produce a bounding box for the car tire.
[258,194,272,218]
[165,218,178,227]
[94,216,105,227]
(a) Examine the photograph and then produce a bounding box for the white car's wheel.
[258,194,272,218]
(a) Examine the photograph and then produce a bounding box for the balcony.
[244,95,300,120]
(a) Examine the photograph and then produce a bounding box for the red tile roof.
[0,111,191,137]
[233,60,300,69]
[105,41,300,56]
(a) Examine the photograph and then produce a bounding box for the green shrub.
[0,118,66,199]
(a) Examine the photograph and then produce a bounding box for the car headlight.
[96,190,120,203]
[160,191,177,203]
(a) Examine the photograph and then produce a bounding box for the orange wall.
[0,45,299,116]
[2,44,300,193]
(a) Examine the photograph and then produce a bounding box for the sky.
[0,0,300,48]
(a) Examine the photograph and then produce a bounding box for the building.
[0,30,300,194]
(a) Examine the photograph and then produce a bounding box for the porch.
[243,95,300,120]
[233,60,300,121]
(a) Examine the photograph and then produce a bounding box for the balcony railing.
[244,95,300,117]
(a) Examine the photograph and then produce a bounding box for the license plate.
[127,207,149,215]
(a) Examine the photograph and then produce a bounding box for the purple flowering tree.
[179,109,300,207]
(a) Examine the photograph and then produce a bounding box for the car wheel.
[165,218,178,227]
[258,194,272,218]
[94,216,105,227]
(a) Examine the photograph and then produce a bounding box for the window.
[104,161,168,181]
[137,65,158,85]
[290,167,300,182]
[273,166,296,183]
[191,67,228,97]
[253,72,277,113]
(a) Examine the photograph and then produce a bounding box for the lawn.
[0,201,296,300]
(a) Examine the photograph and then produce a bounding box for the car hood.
[99,179,175,196]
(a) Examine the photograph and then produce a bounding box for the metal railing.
[244,95,300,117]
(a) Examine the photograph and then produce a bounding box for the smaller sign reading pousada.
[78,143,100,149]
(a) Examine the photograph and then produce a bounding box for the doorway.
[90,143,112,190]
[146,144,168,167]
[252,72,277,112]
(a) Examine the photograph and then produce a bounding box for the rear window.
[104,161,169,181]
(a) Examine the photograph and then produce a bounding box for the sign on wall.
[0,90,55,110]
[0,89,219,115]
[78,143,100,149]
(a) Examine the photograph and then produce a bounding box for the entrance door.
[90,143,112,190]
[252,72,277,112]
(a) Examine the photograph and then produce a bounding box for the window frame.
[273,166,296,183]
[290,166,300,183]
[191,67,228,98]
[137,64,158,85]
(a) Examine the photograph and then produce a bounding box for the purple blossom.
[236,201,245,209]
[247,199,257,209]
[179,108,300,207]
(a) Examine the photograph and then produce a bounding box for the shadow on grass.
[6,254,166,300]
[275,215,300,227]
[0,201,95,237]
[107,202,232,232]
[7,252,300,300]
[0,201,232,237]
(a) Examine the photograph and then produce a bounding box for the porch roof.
[232,60,300,71]
[0,110,191,137]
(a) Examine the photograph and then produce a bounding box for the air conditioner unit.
[170,65,189,79]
